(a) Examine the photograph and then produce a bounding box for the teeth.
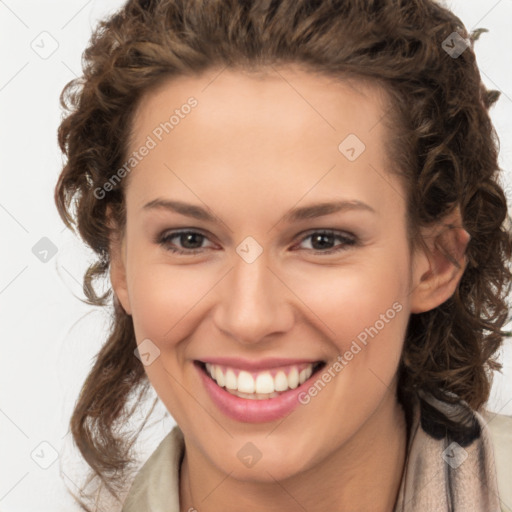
[238,371,255,393]
[288,367,299,389]
[215,366,225,387]
[204,362,318,398]
[255,373,274,394]
[231,390,280,400]
[274,371,288,392]
[299,366,313,385]
[225,369,237,390]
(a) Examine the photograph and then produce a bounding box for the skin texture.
[110,66,470,512]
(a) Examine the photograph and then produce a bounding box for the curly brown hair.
[54,0,512,509]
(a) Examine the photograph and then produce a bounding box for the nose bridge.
[213,248,293,344]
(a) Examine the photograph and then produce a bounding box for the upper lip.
[197,357,324,371]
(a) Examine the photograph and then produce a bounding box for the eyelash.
[156,229,358,256]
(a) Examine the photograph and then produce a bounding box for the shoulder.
[121,425,184,512]
[395,389,505,511]
[417,390,511,510]
[482,410,512,512]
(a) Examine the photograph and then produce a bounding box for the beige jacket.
[121,392,512,511]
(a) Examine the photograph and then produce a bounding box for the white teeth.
[274,371,288,392]
[225,369,238,390]
[255,373,274,394]
[299,366,312,385]
[237,371,255,393]
[287,367,299,389]
[204,362,318,398]
[232,390,280,400]
[215,366,225,387]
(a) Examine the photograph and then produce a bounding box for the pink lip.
[199,356,321,371]
[195,361,322,423]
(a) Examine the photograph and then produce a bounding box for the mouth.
[195,360,326,400]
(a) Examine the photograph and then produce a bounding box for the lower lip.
[196,362,320,423]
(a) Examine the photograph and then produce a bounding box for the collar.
[121,390,502,512]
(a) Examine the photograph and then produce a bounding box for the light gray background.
[1,1,511,510]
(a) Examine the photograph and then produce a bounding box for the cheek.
[333,278,407,358]
[290,268,409,441]
[126,252,213,344]
[125,258,212,420]
[289,249,410,351]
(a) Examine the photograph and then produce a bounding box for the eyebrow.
[142,198,376,223]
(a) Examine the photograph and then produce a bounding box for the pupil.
[182,233,202,248]
[312,233,333,250]
[179,233,337,250]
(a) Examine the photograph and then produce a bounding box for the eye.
[294,230,357,254]
[156,228,358,256]
[157,230,215,255]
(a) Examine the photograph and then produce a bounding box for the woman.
[54,0,512,511]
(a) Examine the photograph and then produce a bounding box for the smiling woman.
[54,1,512,511]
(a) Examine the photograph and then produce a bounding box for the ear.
[107,205,132,315]
[409,207,471,314]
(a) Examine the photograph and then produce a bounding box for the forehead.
[124,66,401,218]
[129,65,389,148]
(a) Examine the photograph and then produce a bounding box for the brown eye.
[158,230,213,254]
[296,230,357,254]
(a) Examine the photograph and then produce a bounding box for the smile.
[203,362,323,399]
[195,359,326,423]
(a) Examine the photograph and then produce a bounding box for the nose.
[212,248,295,345]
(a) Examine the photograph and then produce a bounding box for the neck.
[180,390,407,512]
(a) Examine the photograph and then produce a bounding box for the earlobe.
[410,208,471,314]
[107,208,132,315]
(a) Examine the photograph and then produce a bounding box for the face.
[110,66,434,482]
